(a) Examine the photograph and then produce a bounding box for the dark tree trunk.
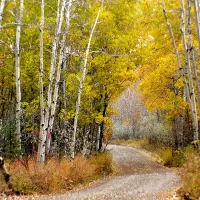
[99,93,108,151]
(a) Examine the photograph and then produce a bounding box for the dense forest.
[0,0,200,198]
[0,0,199,160]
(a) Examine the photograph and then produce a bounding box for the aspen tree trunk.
[96,124,101,151]
[70,0,104,160]
[37,0,45,165]
[46,0,73,153]
[162,0,191,105]
[0,0,6,28]
[193,0,200,49]
[15,0,24,152]
[99,94,108,151]
[189,1,200,117]
[82,130,89,155]
[44,0,65,143]
[181,0,199,141]
[38,0,65,164]
[62,47,69,111]
[179,87,187,147]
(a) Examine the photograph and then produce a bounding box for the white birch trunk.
[181,0,199,141]
[193,0,200,49]
[46,0,73,153]
[38,0,66,164]
[70,0,104,160]
[82,130,89,155]
[162,0,191,106]
[15,0,24,152]
[188,0,200,117]
[96,124,101,151]
[37,0,45,165]
[0,0,6,28]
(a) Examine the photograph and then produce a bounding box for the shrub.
[92,153,113,175]
[157,147,172,166]
[178,153,200,200]
[5,153,113,194]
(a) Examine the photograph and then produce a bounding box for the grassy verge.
[177,153,200,200]
[111,138,191,167]
[112,138,200,199]
[0,152,113,195]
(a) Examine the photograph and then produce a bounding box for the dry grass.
[1,153,113,194]
[178,153,200,200]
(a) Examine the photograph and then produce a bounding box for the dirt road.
[44,145,180,200]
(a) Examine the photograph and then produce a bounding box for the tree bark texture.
[15,0,24,152]
[181,0,199,141]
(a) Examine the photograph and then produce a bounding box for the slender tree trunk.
[62,48,68,111]
[15,0,24,152]
[172,116,179,154]
[99,93,108,151]
[0,0,6,28]
[96,124,101,151]
[70,0,104,160]
[38,0,66,164]
[193,0,200,49]
[37,0,45,165]
[179,87,186,147]
[46,0,73,154]
[44,0,64,134]
[181,0,199,141]
[82,129,89,156]
[188,0,200,118]
[162,0,191,105]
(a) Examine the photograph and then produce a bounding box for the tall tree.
[37,0,45,165]
[188,0,200,117]
[37,0,66,164]
[181,0,199,141]
[71,0,105,160]
[15,0,24,152]
[193,0,200,49]
[46,0,73,153]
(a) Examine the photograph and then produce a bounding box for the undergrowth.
[178,153,200,200]
[1,153,113,194]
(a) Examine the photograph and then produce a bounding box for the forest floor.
[39,145,181,200]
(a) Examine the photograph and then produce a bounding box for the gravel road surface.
[43,145,180,200]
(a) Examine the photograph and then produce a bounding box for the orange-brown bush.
[92,153,113,175]
[7,153,113,194]
[178,153,200,200]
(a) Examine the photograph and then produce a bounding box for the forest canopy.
[0,0,199,165]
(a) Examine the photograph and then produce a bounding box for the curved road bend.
[43,145,180,200]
